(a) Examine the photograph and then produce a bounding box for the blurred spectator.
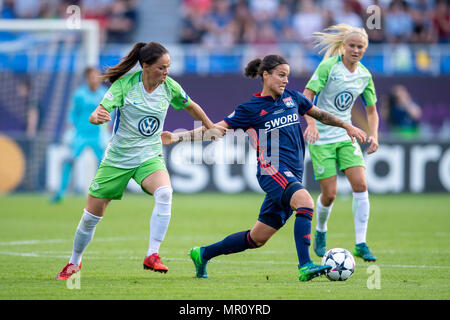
[292,0,325,45]
[432,0,450,43]
[251,22,277,45]
[182,0,213,16]
[180,0,210,44]
[106,0,137,43]
[81,0,113,44]
[176,0,450,47]
[40,0,64,19]
[230,0,254,44]
[332,0,364,28]
[271,2,290,33]
[385,0,414,43]
[0,0,16,18]
[14,76,42,138]
[409,0,435,43]
[2,0,449,48]
[271,2,296,43]
[249,0,279,15]
[55,0,78,20]
[384,84,422,139]
[282,0,298,12]
[202,0,235,48]
[13,0,42,18]
[81,0,113,18]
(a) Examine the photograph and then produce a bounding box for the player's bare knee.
[295,196,314,209]
[320,190,336,206]
[352,183,367,193]
[290,189,314,209]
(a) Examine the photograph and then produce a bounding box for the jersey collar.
[252,92,276,101]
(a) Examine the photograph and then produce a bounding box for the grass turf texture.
[0,192,448,300]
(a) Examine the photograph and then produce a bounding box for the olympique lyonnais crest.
[139,116,160,137]
[282,96,295,108]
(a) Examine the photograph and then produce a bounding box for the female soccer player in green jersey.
[302,24,380,262]
[56,42,226,280]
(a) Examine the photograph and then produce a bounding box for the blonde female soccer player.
[56,42,226,280]
[303,24,380,261]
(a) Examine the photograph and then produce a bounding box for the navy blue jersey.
[224,89,313,181]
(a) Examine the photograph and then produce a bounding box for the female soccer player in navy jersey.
[163,55,367,281]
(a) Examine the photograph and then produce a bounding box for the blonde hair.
[312,24,369,60]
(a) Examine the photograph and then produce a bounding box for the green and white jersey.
[100,71,190,168]
[305,55,377,145]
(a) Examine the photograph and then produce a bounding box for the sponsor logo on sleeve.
[105,91,114,100]
[180,88,189,104]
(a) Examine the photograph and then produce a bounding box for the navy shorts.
[257,165,305,230]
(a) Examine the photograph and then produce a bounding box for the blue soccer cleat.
[353,243,377,262]
[313,230,327,257]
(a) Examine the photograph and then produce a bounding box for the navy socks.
[202,230,258,261]
[294,207,314,266]
[201,207,313,267]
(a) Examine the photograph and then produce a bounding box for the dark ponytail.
[244,58,262,78]
[102,42,169,84]
[244,55,289,81]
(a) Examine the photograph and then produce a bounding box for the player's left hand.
[344,124,367,145]
[366,136,379,154]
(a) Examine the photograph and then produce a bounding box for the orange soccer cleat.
[55,262,82,280]
[143,253,168,273]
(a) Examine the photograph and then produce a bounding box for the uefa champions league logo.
[334,91,354,111]
[139,116,160,137]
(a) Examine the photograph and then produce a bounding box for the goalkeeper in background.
[51,67,108,203]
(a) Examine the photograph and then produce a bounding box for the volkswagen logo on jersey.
[334,91,354,111]
[138,116,160,137]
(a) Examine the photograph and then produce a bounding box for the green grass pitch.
[0,192,448,300]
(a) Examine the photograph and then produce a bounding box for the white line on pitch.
[0,251,449,270]
[0,237,139,246]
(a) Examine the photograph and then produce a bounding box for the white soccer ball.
[321,248,355,281]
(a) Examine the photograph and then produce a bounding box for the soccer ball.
[321,248,355,281]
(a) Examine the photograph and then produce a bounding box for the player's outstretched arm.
[306,106,367,144]
[161,120,230,146]
[89,105,111,125]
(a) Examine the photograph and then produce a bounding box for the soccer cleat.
[353,243,377,262]
[298,261,332,282]
[143,253,169,273]
[55,262,81,280]
[189,247,209,279]
[313,230,327,257]
[50,193,63,204]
